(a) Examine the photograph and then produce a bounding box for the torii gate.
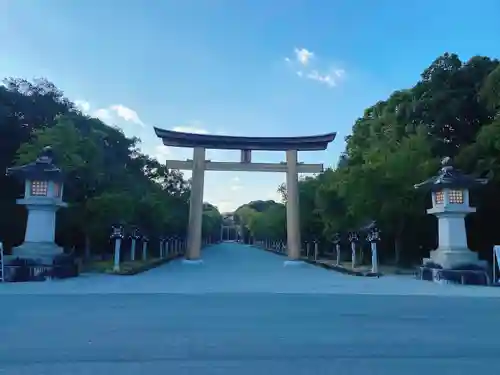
[154,128,336,266]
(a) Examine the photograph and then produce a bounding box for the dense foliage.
[234,200,286,242]
[0,78,222,256]
[248,53,500,266]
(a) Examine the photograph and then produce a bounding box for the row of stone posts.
[109,224,195,272]
[253,223,381,274]
[261,240,287,254]
[303,240,321,261]
[336,223,381,274]
[299,226,380,273]
[158,236,187,259]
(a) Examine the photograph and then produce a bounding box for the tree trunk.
[393,220,405,266]
[394,236,402,266]
[84,235,91,259]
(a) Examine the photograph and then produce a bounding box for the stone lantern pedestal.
[6,146,67,264]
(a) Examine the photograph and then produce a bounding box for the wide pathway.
[1,243,500,374]
[1,242,500,297]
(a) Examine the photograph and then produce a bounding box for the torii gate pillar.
[185,147,205,263]
[285,150,301,261]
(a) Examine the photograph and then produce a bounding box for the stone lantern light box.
[414,157,488,269]
[110,224,125,240]
[5,146,67,262]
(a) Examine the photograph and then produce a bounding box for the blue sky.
[1,0,499,212]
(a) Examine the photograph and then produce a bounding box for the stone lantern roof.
[414,157,487,192]
[6,146,63,182]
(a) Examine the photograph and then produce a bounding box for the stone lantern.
[110,224,125,272]
[364,221,381,274]
[414,157,488,269]
[332,233,341,266]
[129,226,141,261]
[348,231,359,268]
[142,234,149,261]
[159,236,166,258]
[6,146,67,263]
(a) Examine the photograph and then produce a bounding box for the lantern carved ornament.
[129,227,142,240]
[366,225,381,243]
[348,231,359,243]
[110,224,125,240]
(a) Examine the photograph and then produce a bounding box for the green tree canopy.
[0,77,218,256]
[247,53,500,265]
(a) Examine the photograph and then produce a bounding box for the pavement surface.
[1,242,500,374]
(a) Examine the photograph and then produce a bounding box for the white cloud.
[228,176,242,192]
[215,200,236,213]
[154,144,171,161]
[74,100,90,113]
[74,100,145,128]
[307,68,345,88]
[93,108,113,123]
[285,48,345,88]
[110,104,144,127]
[172,126,209,134]
[306,70,335,87]
[294,47,314,66]
[266,190,282,203]
[172,120,209,134]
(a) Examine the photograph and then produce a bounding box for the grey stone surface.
[1,243,499,374]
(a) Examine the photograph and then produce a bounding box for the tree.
[202,203,222,240]
[0,77,211,259]
[246,53,500,266]
[234,200,286,241]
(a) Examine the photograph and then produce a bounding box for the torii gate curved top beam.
[153,127,336,151]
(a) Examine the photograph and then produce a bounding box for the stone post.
[366,224,380,274]
[348,232,359,269]
[113,238,122,272]
[0,242,5,282]
[351,242,356,268]
[333,233,341,266]
[129,227,141,262]
[131,239,137,261]
[142,236,149,261]
[336,243,341,265]
[110,224,124,272]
